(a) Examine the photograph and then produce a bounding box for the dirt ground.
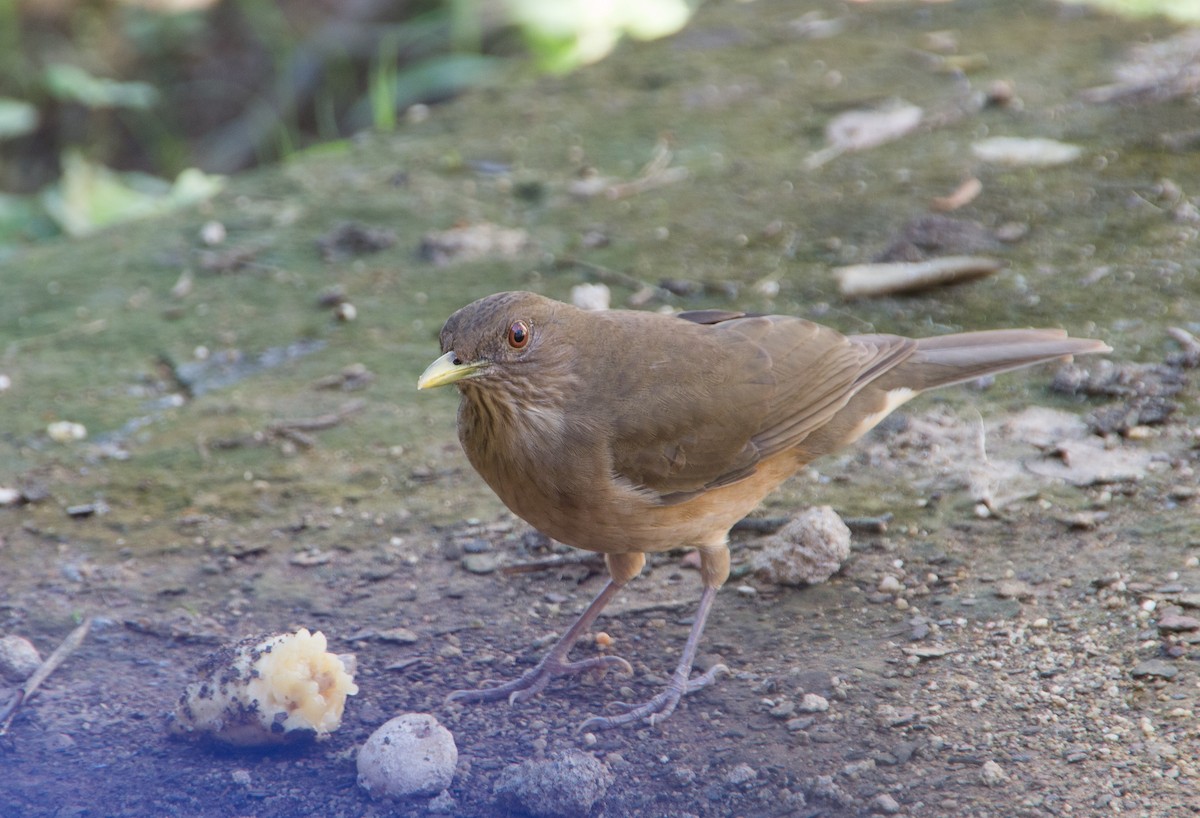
[3,370,1199,817]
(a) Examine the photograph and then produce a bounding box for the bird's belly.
[487,451,802,555]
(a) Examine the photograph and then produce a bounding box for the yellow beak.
[417,351,487,390]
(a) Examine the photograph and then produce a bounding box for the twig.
[733,513,891,535]
[0,617,92,735]
[500,553,606,576]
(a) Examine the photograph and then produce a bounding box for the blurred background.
[0,0,696,245]
[0,0,1191,250]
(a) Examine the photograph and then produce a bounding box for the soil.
[4,367,1198,817]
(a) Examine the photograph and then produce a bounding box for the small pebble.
[47,421,87,443]
[872,793,901,814]
[994,579,1034,600]
[980,759,1008,786]
[493,750,613,818]
[427,790,458,814]
[797,693,829,713]
[357,713,458,799]
[878,575,903,594]
[570,283,611,311]
[769,700,796,719]
[462,553,502,574]
[751,506,851,585]
[1157,613,1200,632]
[1131,659,1178,680]
[724,763,757,787]
[0,635,42,681]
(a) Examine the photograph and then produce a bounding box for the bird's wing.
[604,312,915,502]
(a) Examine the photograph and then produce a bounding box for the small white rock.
[0,373,11,391]
[751,506,851,585]
[797,693,830,713]
[0,635,42,681]
[334,302,357,322]
[200,220,227,245]
[0,487,21,506]
[47,421,87,443]
[980,759,1008,786]
[872,793,901,814]
[358,713,458,799]
[878,575,904,595]
[570,283,611,311]
[971,136,1082,167]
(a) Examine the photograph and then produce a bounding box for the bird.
[417,290,1110,730]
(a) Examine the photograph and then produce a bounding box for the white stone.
[570,283,611,311]
[0,635,42,681]
[751,506,851,585]
[358,713,457,799]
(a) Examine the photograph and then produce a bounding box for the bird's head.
[417,291,565,392]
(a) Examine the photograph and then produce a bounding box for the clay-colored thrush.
[418,291,1109,729]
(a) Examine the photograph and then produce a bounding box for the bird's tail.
[909,329,1110,391]
[859,329,1111,393]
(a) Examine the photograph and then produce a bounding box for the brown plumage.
[418,290,1110,729]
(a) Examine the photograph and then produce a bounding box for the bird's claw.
[448,654,632,707]
[577,663,730,731]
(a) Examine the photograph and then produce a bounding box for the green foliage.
[40,151,223,237]
[1062,0,1200,22]
[0,0,700,253]
[507,0,697,73]
[0,98,38,139]
[44,63,159,109]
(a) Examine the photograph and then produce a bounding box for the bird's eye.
[507,320,530,349]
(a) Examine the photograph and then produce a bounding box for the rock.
[1157,613,1200,632]
[0,635,42,681]
[46,420,87,443]
[570,283,611,311]
[462,553,503,574]
[427,790,458,813]
[724,763,757,788]
[878,575,903,595]
[980,759,1008,786]
[1131,659,1178,680]
[797,693,830,713]
[357,714,458,799]
[751,506,851,585]
[872,793,901,814]
[418,222,530,267]
[994,579,1034,600]
[494,750,613,818]
[769,700,796,719]
[971,136,1082,167]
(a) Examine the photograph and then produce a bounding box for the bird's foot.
[578,662,729,731]
[447,653,633,707]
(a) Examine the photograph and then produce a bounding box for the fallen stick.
[835,256,1004,299]
[0,617,92,735]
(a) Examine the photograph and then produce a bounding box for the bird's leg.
[580,545,731,731]
[578,584,727,730]
[447,553,644,706]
